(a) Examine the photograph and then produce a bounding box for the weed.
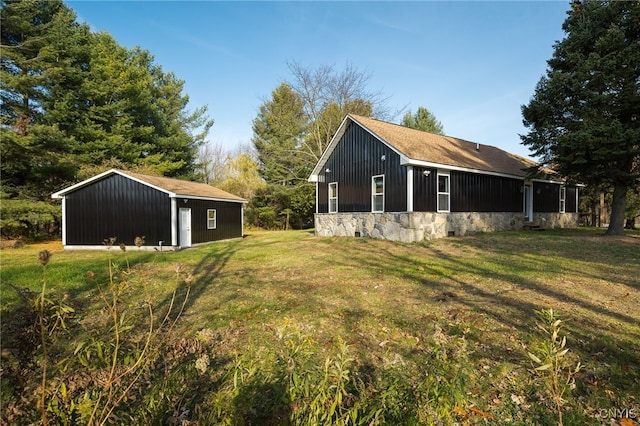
[527,308,582,426]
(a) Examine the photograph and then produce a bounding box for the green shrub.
[0,199,61,240]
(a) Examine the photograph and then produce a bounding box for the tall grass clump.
[1,237,199,425]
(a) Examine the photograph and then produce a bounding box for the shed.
[51,169,246,250]
[309,114,579,241]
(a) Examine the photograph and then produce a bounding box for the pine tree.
[401,106,444,134]
[252,83,308,185]
[521,0,640,235]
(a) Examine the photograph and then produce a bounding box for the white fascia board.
[171,195,247,203]
[530,178,568,185]
[401,158,527,180]
[51,168,118,198]
[51,169,175,198]
[116,171,175,196]
[308,114,406,182]
[308,115,352,182]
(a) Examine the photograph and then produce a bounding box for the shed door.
[179,208,192,248]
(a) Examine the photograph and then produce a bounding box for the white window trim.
[437,171,450,213]
[372,175,385,213]
[207,209,217,229]
[328,182,338,213]
[559,187,566,213]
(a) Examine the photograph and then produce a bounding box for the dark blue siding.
[317,121,571,215]
[65,174,171,246]
[317,123,407,213]
[451,172,523,212]
[178,198,243,244]
[533,182,561,212]
[566,187,578,213]
[413,167,523,212]
[412,167,437,211]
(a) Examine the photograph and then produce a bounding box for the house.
[51,169,246,250]
[308,114,579,242]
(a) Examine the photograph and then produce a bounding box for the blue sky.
[67,1,570,160]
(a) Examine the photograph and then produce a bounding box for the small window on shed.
[328,182,338,213]
[207,209,217,229]
[559,187,566,213]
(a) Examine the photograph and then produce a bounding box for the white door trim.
[179,208,192,248]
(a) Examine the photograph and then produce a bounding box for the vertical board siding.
[65,174,171,246]
[178,199,243,244]
[412,169,523,212]
[451,172,523,212]
[317,122,407,213]
[315,120,572,217]
[566,187,578,213]
[412,167,437,211]
[533,181,561,212]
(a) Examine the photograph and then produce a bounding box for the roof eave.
[171,194,247,203]
[402,158,527,180]
[52,169,245,202]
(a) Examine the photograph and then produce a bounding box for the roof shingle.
[118,170,245,201]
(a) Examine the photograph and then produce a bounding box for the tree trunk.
[605,184,628,236]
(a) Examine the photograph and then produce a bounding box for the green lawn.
[2,228,639,425]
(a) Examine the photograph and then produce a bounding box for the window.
[437,172,450,212]
[559,187,566,213]
[372,175,384,212]
[328,182,338,213]
[207,209,217,229]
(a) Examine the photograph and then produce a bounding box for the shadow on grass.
[321,230,639,410]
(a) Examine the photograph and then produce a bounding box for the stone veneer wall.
[314,212,579,243]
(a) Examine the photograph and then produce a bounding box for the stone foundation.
[314,212,579,243]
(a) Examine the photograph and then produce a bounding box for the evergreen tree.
[1,0,213,203]
[1,0,89,197]
[1,0,213,240]
[521,0,640,235]
[401,106,444,134]
[252,83,308,185]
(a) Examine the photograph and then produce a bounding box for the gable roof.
[52,169,246,203]
[310,114,541,181]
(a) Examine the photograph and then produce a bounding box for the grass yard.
[1,228,639,425]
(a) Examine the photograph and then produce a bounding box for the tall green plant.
[527,308,582,426]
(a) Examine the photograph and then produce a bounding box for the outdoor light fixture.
[381,155,386,161]
[423,170,431,177]
[325,168,331,173]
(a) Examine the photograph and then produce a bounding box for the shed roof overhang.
[51,169,247,203]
